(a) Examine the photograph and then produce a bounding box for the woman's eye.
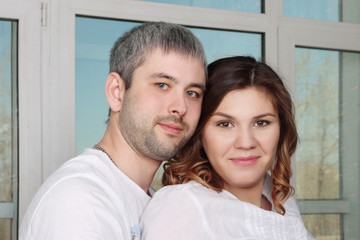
[156,83,169,90]
[217,122,233,128]
[254,120,269,127]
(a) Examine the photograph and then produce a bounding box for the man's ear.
[105,72,126,112]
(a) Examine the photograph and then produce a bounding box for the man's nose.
[168,93,187,117]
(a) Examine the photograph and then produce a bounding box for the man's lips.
[158,123,183,135]
[230,156,259,166]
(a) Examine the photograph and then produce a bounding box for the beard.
[118,100,192,161]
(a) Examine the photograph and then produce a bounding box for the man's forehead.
[145,47,203,64]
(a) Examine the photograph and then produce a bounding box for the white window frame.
[0,0,42,233]
[1,0,358,238]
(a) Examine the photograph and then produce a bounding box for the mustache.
[154,115,189,130]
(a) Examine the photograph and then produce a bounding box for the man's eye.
[254,120,269,127]
[217,122,234,128]
[186,91,199,98]
[156,83,169,90]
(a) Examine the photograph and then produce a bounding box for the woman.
[140,56,313,239]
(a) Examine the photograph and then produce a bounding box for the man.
[19,21,207,240]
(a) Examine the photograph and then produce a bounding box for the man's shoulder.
[19,150,134,240]
[23,149,125,217]
[19,173,131,240]
[38,151,108,190]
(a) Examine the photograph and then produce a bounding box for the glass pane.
[302,214,341,239]
[75,16,263,155]
[283,0,360,24]
[0,20,17,202]
[0,19,18,240]
[75,18,140,154]
[295,47,360,238]
[0,20,12,201]
[138,0,263,13]
[188,27,262,63]
[295,48,340,200]
[0,219,11,240]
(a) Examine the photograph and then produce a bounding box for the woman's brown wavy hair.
[162,56,297,215]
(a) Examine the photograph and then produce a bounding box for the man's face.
[118,48,206,161]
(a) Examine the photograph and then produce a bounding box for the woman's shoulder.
[152,180,211,200]
[141,181,215,239]
[146,180,229,217]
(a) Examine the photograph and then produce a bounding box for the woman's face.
[201,87,280,194]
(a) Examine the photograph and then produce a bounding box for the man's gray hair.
[109,21,207,89]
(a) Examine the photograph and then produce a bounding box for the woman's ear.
[105,72,125,112]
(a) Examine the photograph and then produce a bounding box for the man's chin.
[153,144,183,160]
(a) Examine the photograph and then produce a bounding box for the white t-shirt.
[20,148,151,240]
[140,175,314,240]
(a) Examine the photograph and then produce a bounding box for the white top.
[20,148,151,240]
[141,175,314,240]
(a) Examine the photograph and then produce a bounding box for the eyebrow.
[253,113,278,118]
[150,72,176,82]
[150,72,206,92]
[189,83,206,92]
[212,112,277,119]
[212,112,235,120]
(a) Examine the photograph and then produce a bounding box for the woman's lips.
[230,156,259,166]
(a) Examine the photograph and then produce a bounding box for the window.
[295,48,360,239]
[278,11,360,237]
[0,0,358,238]
[0,19,18,240]
[283,0,360,24]
[0,2,42,238]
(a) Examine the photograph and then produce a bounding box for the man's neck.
[97,125,162,193]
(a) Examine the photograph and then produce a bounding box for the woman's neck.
[223,179,265,208]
